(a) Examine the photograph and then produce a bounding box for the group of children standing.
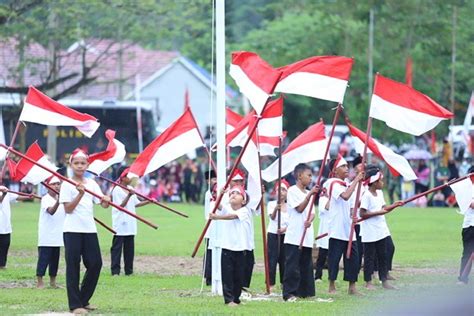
[0,148,144,314]
[204,156,404,305]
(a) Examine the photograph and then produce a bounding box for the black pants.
[36,246,60,277]
[267,233,285,285]
[282,244,315,300]
[314,247,328,280]
[374,235,395,272]
[204,239,212,286]
[363,237,388,282]
[221,249,244,304]
[0,233,11,267]
[355,225,363,270]
[110,235,135,275]
[242,250,254,288]
[459,226,474,283]
[64,232,102,311]
[328,238,359,282]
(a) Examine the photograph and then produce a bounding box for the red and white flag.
[262,121,328,182]
[347,122,417,181]
[276,56,353,103]
[229,51,282,115]
[227,96,283,156]
[449,178,473,214]
[369,74,453,136]
[20,86,100,137]
[128,108,204,178]
[87,130,126,175]
[226,108,243,133]
[8,142,57,185]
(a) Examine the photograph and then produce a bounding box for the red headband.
[69,148,89,164]
[229,185,246,202]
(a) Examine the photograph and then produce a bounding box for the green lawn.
[0,202,472,315]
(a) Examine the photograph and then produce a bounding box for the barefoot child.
[326,155,364,295]
[209,185,252,306]
[359,166,395,290]
[267,179,290,292]
[36,176,65,288]
[59,149,110,314]
[282,163,318,302]
[457,165,474,284]
[0,186,33,269]
[110,166,149,276]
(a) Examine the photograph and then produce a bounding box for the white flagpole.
[212,0,225,296]
[135,74,144,153]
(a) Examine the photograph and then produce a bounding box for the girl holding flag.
[110,166,150,276]
[36,176,65,289]
[209,185,252,306]
[359,166,396,290]
[59,149,110,314]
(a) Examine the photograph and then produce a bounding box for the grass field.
[0,201,472,315]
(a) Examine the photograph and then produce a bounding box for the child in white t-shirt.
[36,176,65,289]
[282,163,318,302]
[209,185,251,306]
[0,186,33,269]
[110,166,149,276]
[457,166,474,284]
[267,179,290,292]
[59,149,110,314]
[326,155,364,295]
[359,166,396,290]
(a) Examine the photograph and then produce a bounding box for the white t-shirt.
[267,200,289,234]
[0,193,18,234]
[217,205,251,251]
[359,189,391,242]
[462,185,474,228]
[59,179,103,233]
[204,190,213,239]
[316,195,331,249]
[284,185,315,248]
[349,181,366,223]
[111,186,140,236]
[327,178,356,241]
[38,193,66,246]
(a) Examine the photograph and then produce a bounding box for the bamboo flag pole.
[4,189,40,199]
[298,104,343,249]
[86,171,188,218]
[0,144,158,229]
[41,181,117,234]
[256,126,271,294]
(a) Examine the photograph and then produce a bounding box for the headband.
[69,148,89,164]
[229,185,246,202]
[365,171,383,185]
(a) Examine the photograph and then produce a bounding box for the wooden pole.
[41,181,117,234]
[277,136,283,246]
[1,144,158,229]
[346,117,372,258]
[256,127,271,294]
[5,189,40,199]
[298,104,342,249]
[87,171,188,218]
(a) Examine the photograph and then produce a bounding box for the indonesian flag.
[347,122,417,181]
[262,121,328,182]
[226,108,243,133]
[128,107,204,178]
[275,56,353,103]
[227,97,283,156]
[229,51,282,115]
[369,74,453,136]
[449,178,473,214]
[20,86,100,137]
[87,130,126,175]
[8,142,57,185]
[241,139,263,210]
